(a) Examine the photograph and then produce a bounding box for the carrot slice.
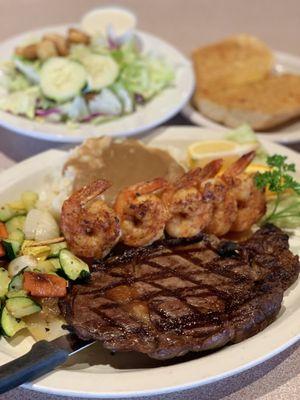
[0,222,8,239]
[0,222,8,257]
[23,271,67,298]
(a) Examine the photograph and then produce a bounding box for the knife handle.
[0,340,68,394]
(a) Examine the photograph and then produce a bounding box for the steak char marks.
[61,224,300,360]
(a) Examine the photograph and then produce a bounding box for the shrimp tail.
[200,159,223,179]
[224,151,256,177]
[73,179,111,206]
[133,177,169,195]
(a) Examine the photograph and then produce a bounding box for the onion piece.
[24,209,60,241]
[8,255,38,277]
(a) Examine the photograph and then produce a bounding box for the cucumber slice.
[6,297,41,318]
[59,249,90,281]
[112,83,134,114]
[2,239,21,260]
[1,306,26,337]
[9,229,25,244]
[0,268,10,298]
[21,192,38,211]
[6,289,28,299]
[48,241,67,258]
[8,270,24,291]
[5,216,26,234]
[40,57,87,102]
[82,54,119,91]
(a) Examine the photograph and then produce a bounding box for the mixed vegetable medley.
[0,192,90,339]
[0,27,174,125]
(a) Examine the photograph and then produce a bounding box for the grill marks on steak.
[61,225,300,359]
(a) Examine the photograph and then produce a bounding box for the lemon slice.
[188,140,258,168]
[81,7,137,37]
[245,164,271,174]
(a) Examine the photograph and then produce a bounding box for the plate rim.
[0,24,194,143]
[1,126,300,397]
[181,50,300,144]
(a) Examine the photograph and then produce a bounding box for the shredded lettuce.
[264,194,300,229]
[120,54,174,100]
[60,96,89,121]
[88,88,122,115]
[0,86,40,119]
[13,57,40,84]
[225,125,268,163]
[0,61,31,92]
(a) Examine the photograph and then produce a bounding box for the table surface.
[1,0,300,399]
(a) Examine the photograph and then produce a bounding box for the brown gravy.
[64,137,184,205]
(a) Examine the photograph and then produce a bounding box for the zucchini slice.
[6,297,41,318]
[1,306,26,337]
[5,215,26,234]
[0,268,10,298]
[48,241,67,258]
[2,239,21,260]
[40,57,87,102]
[0,205,15,222]
[6,289,28,299]
[9,229,25,244]
[8,270,24,291]
[59,249,90,281]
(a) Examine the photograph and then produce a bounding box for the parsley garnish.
[255,155,300,223]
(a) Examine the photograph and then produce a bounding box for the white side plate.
[0,126,300,397]
[182,52,300,143]
[0,25,194,143]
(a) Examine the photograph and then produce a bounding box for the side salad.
[0,28,174,125]
[0,191,90,339]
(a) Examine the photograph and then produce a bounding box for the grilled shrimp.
[204,181,238,237]
[163,160,223,238]
[206,151,266,236]
[114,178,169,247]
[61,180,121,259]
[224,152,266,232]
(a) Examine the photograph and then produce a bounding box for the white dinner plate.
[0,126,300,398]
[0,25,194,143]
[182,51,300,144]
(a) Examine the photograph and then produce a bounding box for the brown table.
[1,0,300,398]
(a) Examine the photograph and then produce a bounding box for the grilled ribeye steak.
[61,224,300,360]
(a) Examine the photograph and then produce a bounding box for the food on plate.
[188,139,258,168]
[114,178,169,247]
[255,154,300,227]
[192,34,273,92]
[61,179,121,259]
[199,74,300,130]
[0,133,300,362]
[162,159,223,238]
[61,224,300,359]
[63,137,184,204]
[192,34,300,130]
[0,21,174,125]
